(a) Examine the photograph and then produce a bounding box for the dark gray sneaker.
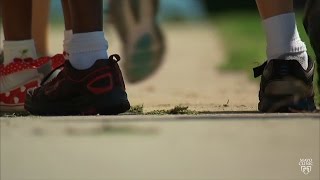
[253,58,316,112]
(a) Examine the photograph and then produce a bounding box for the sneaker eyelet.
[109,54,121,62]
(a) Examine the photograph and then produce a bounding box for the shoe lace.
[40,63,65,86]
[39,54,120,86]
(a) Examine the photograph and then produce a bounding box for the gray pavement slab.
[1,114,319,180]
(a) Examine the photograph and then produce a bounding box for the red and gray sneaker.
[253,58,316,112]
[0,54,65,112]
[25,54,130,115]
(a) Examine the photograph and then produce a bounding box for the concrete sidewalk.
[1,114,319,180]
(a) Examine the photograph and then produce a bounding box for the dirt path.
[49,22,259,112]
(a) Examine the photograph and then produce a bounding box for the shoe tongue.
[66,59,110,79]
[253,61,267,78]
[276,54,308,70]
[37,62,52,76]
[42,69,62,85]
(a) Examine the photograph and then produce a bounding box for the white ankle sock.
[3,39,37,65]
[63,30,73,53]
[67,31,108,70]
[263,13,308,70]
[1,39,39,92]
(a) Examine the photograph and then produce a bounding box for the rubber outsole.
[24,88,130,116]
[258,95,316,113]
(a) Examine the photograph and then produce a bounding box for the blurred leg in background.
[0,3,3,64]
[32,0,50,56]
[61,0,72,59]
[304,0,320,102]
[32,0,72,58]
[253,0,316,112]
[109,0,165,83]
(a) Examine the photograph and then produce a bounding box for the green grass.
[214,11,266,71]
[128,105,198,115]
[212,11,319,105]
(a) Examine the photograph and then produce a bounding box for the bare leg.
[32,0,50,56]
[2,0,32,40]
[256,0,293,19]
[61,0,72,30]
[69,0,103,33]
[31,0,72,56]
